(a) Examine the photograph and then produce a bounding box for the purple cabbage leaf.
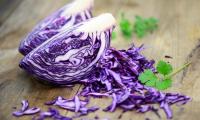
[33,108,72,120]
[45,96,99,115]
[19,0,94,55]
[12,100,40,117]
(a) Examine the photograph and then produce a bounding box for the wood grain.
[0,0,22,26]
[1,0,200,120]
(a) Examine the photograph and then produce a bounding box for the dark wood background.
[0,0,200,120]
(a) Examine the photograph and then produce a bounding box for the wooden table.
[0,0,200,120]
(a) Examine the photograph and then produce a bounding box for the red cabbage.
[16,45,190,120]
[79,45,190,119]
[17,2,190,118]
[45,96,99,115]
[19,0,94,55]
[19,13,116,85]
[33,108,72,120]
[12,100,40,117]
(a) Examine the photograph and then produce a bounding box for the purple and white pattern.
[19,13,116,85]
[45,96,99,115]
[19,0,94,55]
[32,108,72,120]
[79,45,190,119]
[12,100,40,117]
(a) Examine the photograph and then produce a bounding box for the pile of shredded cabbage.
[13,45,190,120]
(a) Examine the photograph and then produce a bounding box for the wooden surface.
[0,0,200,120]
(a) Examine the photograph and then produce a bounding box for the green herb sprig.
[134,16,158,38]
[119,14,133,39]
[112,31,117,39]
[118,14,158,39]
[138,60,191,90]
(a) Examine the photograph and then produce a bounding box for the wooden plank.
[0,0,200,120]
[0,0,22,26]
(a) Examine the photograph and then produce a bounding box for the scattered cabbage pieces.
[12,100,40,117]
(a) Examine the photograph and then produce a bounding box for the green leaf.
[139,60,190,91]
[138,69,157,84]
[134,16,147,38]
[145,78,157,87]
[156,60,173,75]
[120,15,133,39]
[145,17,158,31]
[133,16,158,38]
[156,79,172,90]
[112,31,117,39]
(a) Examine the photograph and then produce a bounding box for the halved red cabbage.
[19,0,94,55]
[12,100,40,117]
[19,13,116,85]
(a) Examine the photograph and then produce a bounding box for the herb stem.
[165,62,191,79]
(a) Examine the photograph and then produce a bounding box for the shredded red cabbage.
[45,96,99,115]
[33,108,72,120]
[79,45,190,119]
[12,100,40,117]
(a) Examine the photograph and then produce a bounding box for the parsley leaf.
[134,16,158,38]
[112,31,117,39]
[156,78,172,90]
[145,78,157,87]
[138,69,172,90]
[134,16,147,38]
[138,60,191,90]
[138,69,158,87]
[145,17,158,31]
[156,60,173,75]
[118,14,158,39]
[119,14,133,39]
[138,69,158,84]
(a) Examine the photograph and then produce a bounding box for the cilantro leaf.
[133,16,158,38]
[138,69,172,90]
[145,78,157,87]
[118,14,158,39]
[138,69,157,84]
[112,31,117,39]
[134,16,147,38]
[156,79,172,90]
[145,17,158,31]
[156,60,173,75]
[139,60,191,91]
[120,14,133,39]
